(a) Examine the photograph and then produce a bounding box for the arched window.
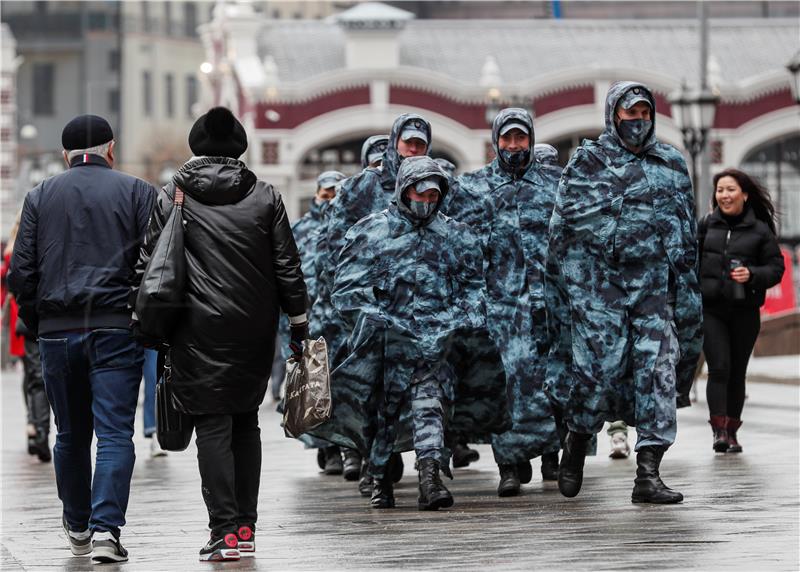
[741,134,800,240]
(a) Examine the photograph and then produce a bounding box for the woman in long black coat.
[136,107,307,561]
[698,168,783,455]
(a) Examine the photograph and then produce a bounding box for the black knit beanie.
[188,106,248,159]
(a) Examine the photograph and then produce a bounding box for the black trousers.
[22,338,50,435]
[703,304,761,419]
[193,409,261,537]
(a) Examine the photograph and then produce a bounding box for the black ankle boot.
[388,452,404,483]
[497,464,521,497]
[323,446,343,475]
[558,432,591,498]
[316,448,326,470]
[452,442,480,468]
[342,448,362,481]
[631,446,683,504]
[371,478,395,509]
[540,451,559,481]
[358,462,374,497]
[709,415,729,453]
[417,458,453,511]
[517,460,533,484]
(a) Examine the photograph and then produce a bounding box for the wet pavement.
[1,367,798,571]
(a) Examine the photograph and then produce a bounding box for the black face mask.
[617,119,652,149]
[499,149,530,171]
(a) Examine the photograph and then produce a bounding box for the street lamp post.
[787,50,800,105]
[669,82,720,206]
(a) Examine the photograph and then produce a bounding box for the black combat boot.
[316,448,326,470]
[516,460,533,484]
[497,464,521,497]
[540,451,559,481]
[417,458,454,511]
[370,478,395,509]
[358,462,374,497]
[388,452,404,483]
[452,442,480,468]
[342,448,362,481]
[631,446,683,504]
[322,446,343,475]
[709,415,729,453]
[558,431,591,498]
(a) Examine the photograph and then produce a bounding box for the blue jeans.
[142,349,158,437]
[39,328,143,535]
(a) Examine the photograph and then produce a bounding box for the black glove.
[676,393,692,409]
[131,320,164,350]
[289,321,309,358]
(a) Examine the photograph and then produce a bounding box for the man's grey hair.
[66,140,113,161]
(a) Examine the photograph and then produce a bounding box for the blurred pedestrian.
[15,314,51,462]
[134,107,307,561]
[8,114,156,562]
[698,168,784,453]
[546,82,702,504]
[141,349,167,458]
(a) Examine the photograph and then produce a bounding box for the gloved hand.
[130,320,164,350]
[289,321,309,359]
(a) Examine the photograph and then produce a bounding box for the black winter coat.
[698,206,784,308]
[136,157,306,415]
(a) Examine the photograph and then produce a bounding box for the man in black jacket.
[9,115,156,564]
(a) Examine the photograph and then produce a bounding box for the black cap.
[61,115,114,151]
[188,107,248,159]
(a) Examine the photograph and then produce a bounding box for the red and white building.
[199,1,799,239]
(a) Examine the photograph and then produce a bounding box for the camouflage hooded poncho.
[545,81,702,436]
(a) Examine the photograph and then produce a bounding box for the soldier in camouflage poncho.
[282,171,352,475]
[310,118,432,492]
[533,143,560,167]
[545,81,702,504]
[313,114,431,369]
[310,156,485,511]
[294,171,345,311]
[457,108,561,496]
[361,134,389,169]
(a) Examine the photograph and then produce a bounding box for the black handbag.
[156,352,194,451]
[135,188,187,341]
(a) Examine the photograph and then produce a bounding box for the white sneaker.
[150,438,167,458]
[91,531,128,563]
[609,433,630,459]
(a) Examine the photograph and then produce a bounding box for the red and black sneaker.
[237,525,255,554]
[199,533,240,562]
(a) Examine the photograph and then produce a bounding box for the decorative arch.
[723,107,800,167]
[283,104,485,172]
[533,104,685,150]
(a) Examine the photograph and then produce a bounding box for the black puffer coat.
[137,157,306,414]
[698,206,784,308]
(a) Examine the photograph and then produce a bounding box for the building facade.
[200,2,799,244]
[1,0,211,205]
[1,24,20,237]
